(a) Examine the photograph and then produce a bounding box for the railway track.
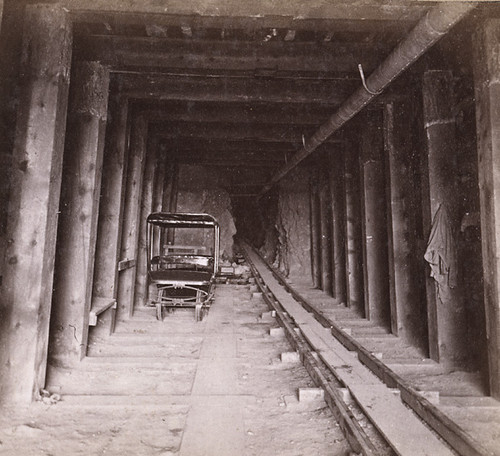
[240,240,461,456]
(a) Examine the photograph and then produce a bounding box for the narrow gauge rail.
[240,240,459,456]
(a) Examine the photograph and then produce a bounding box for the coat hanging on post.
[424,204,458,302]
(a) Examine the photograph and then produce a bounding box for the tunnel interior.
[0,2,498,425]
[63,9,487,372]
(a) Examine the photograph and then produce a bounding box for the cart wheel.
[195,304,202,322]
[156,303,163,321]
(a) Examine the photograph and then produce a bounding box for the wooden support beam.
[161,161,175,213]
[50,61,110,367]
[0,5,72,404]
[360,111,390,327]
[384,100,427,351]
[93,92,129,302]
[167,162,179,245]
[319,170,333,295]
[133,102,337,126]
[117,115,148,318]
[152,141,166,213]
[329,148,347,304]
[150,121,344,145]
[134,135,159,312]
[74,34,383,74]
[69,10,417,40]
[161,138,300,155]
[118,73,358,105]
[473,19,500,398]
[151,150,166,256]
[344,139,364,315]
[173,159,284,169]
[422,70,468,367]
[310,177,322,289]
[63,0,430,22]
[473,19,500,399]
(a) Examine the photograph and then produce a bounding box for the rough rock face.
[274,167,312,281]
[176,165,237,261]
[256,193,279,265]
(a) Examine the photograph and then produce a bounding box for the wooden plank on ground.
[349,384,455,456]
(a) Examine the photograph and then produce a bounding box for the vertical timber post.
[344,138,364,314]
[153,138,166,213]
[162,159,175,212]
[310,175,322,289]
[160,155,175,249]
[93,89,129,302]
[50,62,110,366]
[0,5,72,403]
[152,139,166,258]
[117,115,148,319]
[423,70,468,367]
[385,101,427,350]
[473,20,500,397]
[319,165,333,295]
[329,148,347,304]
[134,133,159,311]
[360,111,390,327]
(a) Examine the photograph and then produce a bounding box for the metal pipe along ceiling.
[259,1,477,196]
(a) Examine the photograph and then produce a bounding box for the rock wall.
[273,166,312,281]
[175,165,237,261]
[255,193,279,265]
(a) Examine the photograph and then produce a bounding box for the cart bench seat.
[149,269,213,284]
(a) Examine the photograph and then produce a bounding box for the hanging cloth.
[424,204,458,292]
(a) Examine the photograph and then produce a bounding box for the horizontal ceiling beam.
[173,159,282,168]
[163,149,287,166]
[65,2,429,23]
[133,102,340,126]
[149,121,343,144]
[166,150,287,161]
[74,35,386,74]
[158,138,301,154]
[118,74,359,104]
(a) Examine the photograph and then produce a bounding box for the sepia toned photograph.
[0,1,498,455]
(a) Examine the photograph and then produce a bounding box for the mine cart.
[146,212,220,321]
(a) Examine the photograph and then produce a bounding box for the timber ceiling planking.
[61,0,456,196]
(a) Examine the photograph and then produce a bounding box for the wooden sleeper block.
[298,387,325,402]
[280,351,300,363]
[269,327,285,337]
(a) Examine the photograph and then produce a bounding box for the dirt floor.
[0,284,352,455]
